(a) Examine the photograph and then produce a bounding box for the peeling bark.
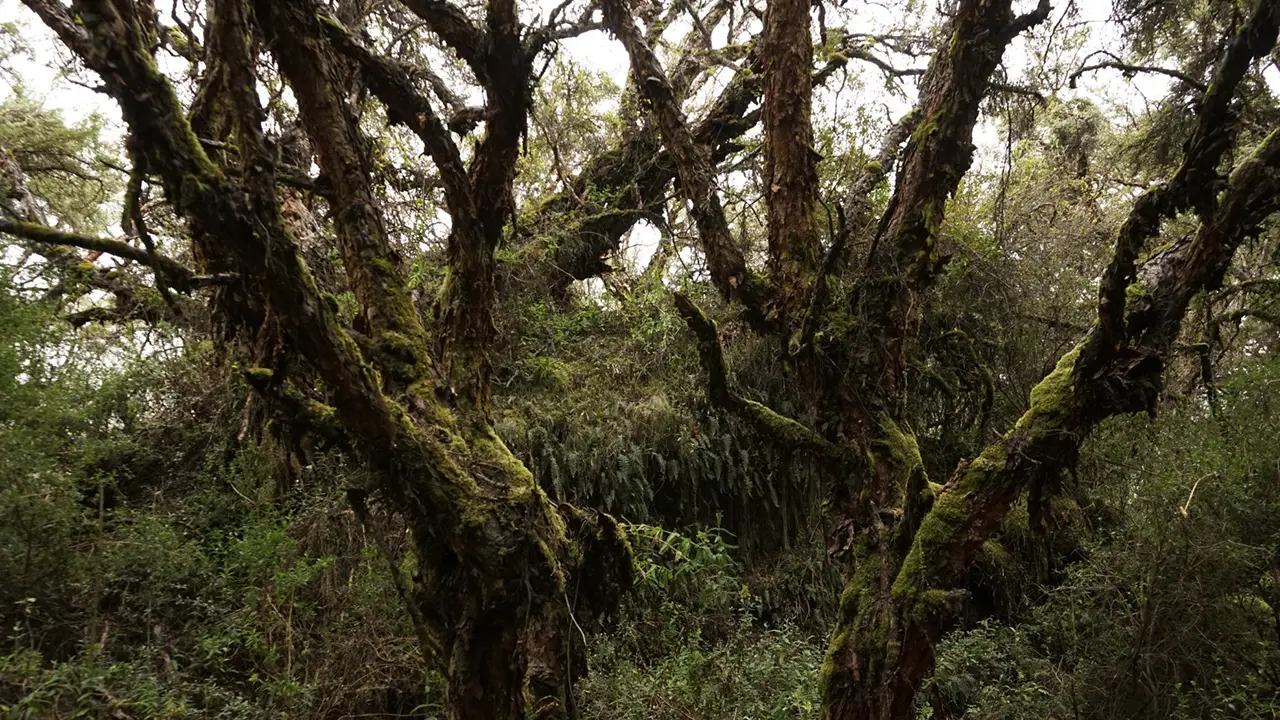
[762,0,820,324]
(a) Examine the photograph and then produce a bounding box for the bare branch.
[0,218,196,286]
[844,47,925,78]
[1069,51,1208,92]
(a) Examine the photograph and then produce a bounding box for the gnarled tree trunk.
[601,0,1280,717]
[17,0,633,718]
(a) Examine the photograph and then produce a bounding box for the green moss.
[911,114,939,145]
[891,346,1083,623]
[316,13,348,33]
[913,589,950,622]
[1125,279,1147,305]
[922,480,944,502]
[535,537,567,589]
[308,400,336,423]
[521,356,575,389]
[1014,343,1082,434]
[979,539,1010,568]
[245,366,274,381]
[468,422,536,487]
[820,553,901,698]
[741,398,831,451]
[378,330,420,362]
[868,414,924,507]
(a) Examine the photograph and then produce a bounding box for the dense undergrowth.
[2,277,1279,720]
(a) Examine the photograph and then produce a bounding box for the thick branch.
[762,0,820,324]
[1128,128,1280,351]
[1082,0,1280,374]
[1001,0,1052,41]
[600,0,773,327]
[257,0,435,369]
[467,0,530,236]
[674,293,844,460]
[537,54,764,289]
[849,0,1050,408]
[894,118,1280,697]
[399,0,489,81]
[18,1,94,60]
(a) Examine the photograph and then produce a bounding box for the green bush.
[580,524,822,720]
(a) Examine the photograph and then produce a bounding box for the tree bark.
[819,4,1279,717]
[18,2,632,718]
[604,0,1280,718]
[762,0,820,325]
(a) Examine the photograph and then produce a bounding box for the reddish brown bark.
[762,0,820,324]
[600,0,1280,719]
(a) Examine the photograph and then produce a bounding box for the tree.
[5,1,631,719]
[3,0,1279,718]
[593,0,1280,717]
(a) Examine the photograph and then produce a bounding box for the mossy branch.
[889,125,1280,648]
[674,292,843,461]
[242,368,349,450]
[0,218,199,288]
[1081,0,1280,375]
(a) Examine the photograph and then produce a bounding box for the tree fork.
[22,2,633,718]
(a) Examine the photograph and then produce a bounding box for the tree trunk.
[17,3,634,719]
[762,0,819,325]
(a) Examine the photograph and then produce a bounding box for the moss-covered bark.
[22,2,633,718]
[819,99,1280,719]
